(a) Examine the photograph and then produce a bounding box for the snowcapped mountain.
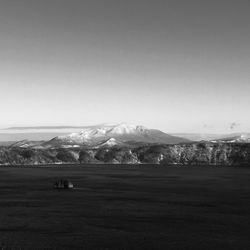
[44,123,190,148]
[94,138,125,148]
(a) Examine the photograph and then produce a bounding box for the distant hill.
[172,133,250,142]
[0,141,15,146]
[0,132,69,142]
[210,133,250,143]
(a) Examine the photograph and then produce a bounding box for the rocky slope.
[1,142,250,165]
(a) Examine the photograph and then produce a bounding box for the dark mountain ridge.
[1,142,250,166]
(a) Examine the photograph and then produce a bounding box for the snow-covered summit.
[45,123,190,147]
[57,123,148,142]
[106,123,147,134]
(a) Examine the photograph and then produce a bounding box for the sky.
[0,0,249,133]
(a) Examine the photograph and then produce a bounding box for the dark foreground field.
[0,165,250,249]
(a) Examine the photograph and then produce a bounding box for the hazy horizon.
[1,1,250,133]
[1,123,250,135]
[0,122,249,143]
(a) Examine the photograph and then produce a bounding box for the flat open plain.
[0,165,250,249]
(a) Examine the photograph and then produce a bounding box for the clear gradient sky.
[0,0,249,133]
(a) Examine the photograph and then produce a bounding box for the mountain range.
[6,123,189,149]
[3,123,250,149]
[1,124,250,144]
[0,123,249,166]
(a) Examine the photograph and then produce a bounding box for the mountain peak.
[46,123,190,148]
[108,123,147,134]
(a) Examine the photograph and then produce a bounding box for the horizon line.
[1,125,249,135]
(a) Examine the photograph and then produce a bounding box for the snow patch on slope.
[57,123,148,142]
